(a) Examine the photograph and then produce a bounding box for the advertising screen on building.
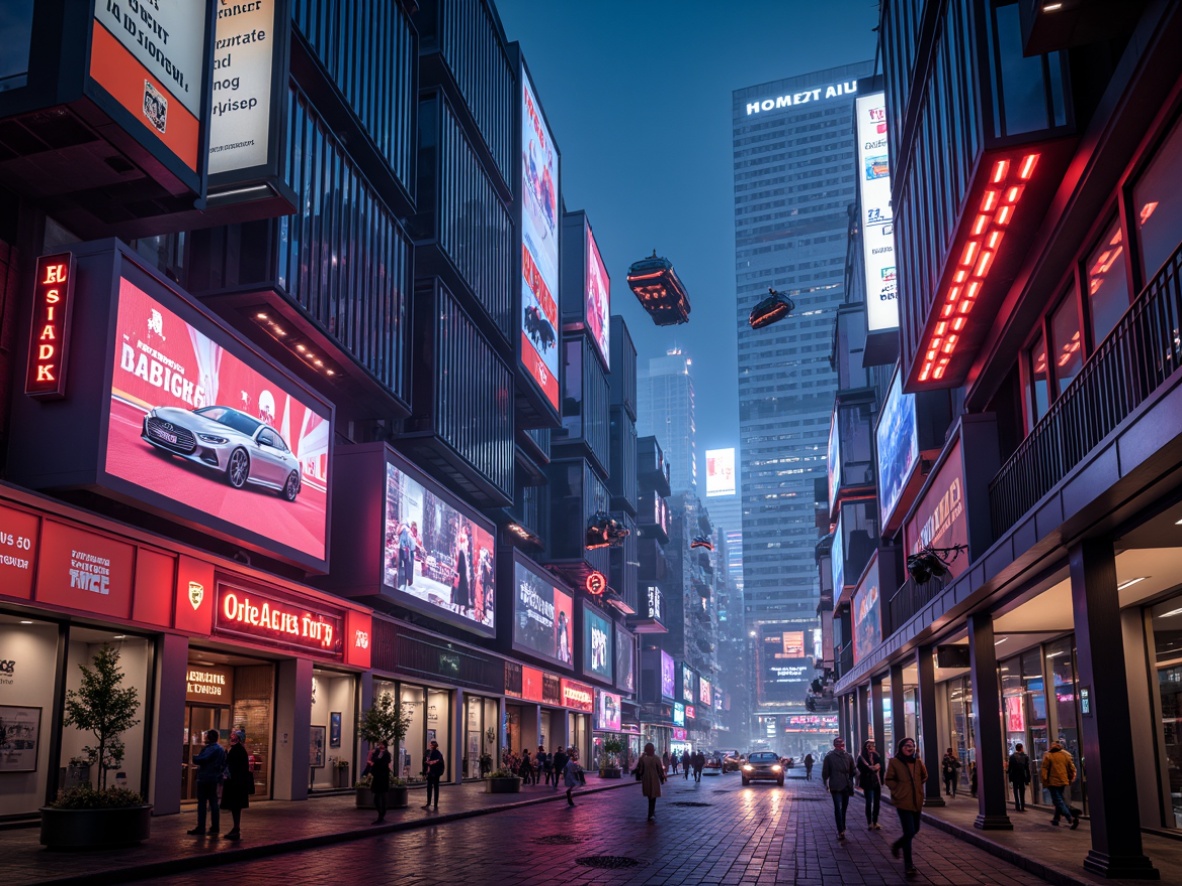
[660,650,676,698]
[520,71,560,410]
[853,556,881,664]
[831,513,845,594]
[699,677,712,707]
[905,439,967,580]
[582,603,613,682]
[615,624,635,693]
[586,223,610,370]
[673,701,685,727]
[512,558,574,668]
[104,276,331,566]
[595,690,622,732]
[857,92,898,332]
[208,0,277,175]
[705,448,736,497]
[756,622,814,706]
[382,461,496,636]
[681,664,694,702]
[827,405,841,513]
[877,370,918,527]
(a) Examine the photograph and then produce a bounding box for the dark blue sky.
[497,1,879,482]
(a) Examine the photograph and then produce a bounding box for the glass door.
[181,704,231,801]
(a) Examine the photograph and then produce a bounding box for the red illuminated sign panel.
[585,571,607,596]
[560,678,595,712]
[25,253,76,399]
[0,504,39,600]
[35,521,135,619]
[345,610,373,670]
[905,439,968,580]
[213,582,344,658]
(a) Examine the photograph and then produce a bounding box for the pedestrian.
[518,748,533,784]
[536,745,547,785]
[886,737,928,878]
[670,753,679,775]
[1007,742,1031,812]
[662,750,671,773]
[1040,740,1080,829]
[369,739,393,824]
[968,759,978,797]
[636,742,667,821]
[692,750,705,783]
[856,738,884,830]
[804,752,815,781]
[423,739,445,811]
[941,748,962,797]
[563,746,581,806]
[187,729,226,837]
[682,749,691,780]
[552,746,569,792]
[821,737,856,840]
[221,728,252,839]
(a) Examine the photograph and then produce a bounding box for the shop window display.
[0,615,58,817]
[1151,597,1182,827]
[310,668,357,791]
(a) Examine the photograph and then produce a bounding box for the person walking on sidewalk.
[636,742,666,821]
[1007,743,1031,812]
[692,750,705,783]
[856,739,885,830]
[886,737,928,878]
[563,746,581,806]
[221,729,252,839]
[518,748,533,785]
[423,740,445,811]
[682,750,691,780]
[368,740,393,824]
[804,752,815,781]
[941,748,962,797]
[821,737,856,840]
[1040,740,1080,829]
[188,729,226,837]
[535,745,547,785]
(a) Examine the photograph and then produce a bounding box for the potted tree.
[600,737,625,778]
[41,644,151,849]
[356,692,411,810]
[485,767,523,793]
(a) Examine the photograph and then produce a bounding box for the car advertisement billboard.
[520,71,560,410]
[382,461,496,636]
[105,276,331,566]
[856,93,898,332]
[705,448,736,497]
[582,603,613,682]
[615,624,635,693]
[877,370,918,528]
[853,556,881,663]
[512,557,574,668]
[681,663,695,702]
[756,621,814,706]
[586,222,610,370]
[660,650,676,699]
[595,689,622,732]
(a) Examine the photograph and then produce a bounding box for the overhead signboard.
[512,556,574,669]
[756,621,814,706]
[681,663,694,702]
[25,254,76,400]
[586,222,610,370]
[856,92,898,332]
[595,689,622,732]
[705,448,736,498]
[827,406,841,513]
[904,439,967,580]
[660,650,675,699]
[208,0,278,175]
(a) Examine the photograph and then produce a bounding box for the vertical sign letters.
[25,253,75,399]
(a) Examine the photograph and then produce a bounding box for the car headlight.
[742,764,753,771]
[772,765,782,772]
[198,433,229,444]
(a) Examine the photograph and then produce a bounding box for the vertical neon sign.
[25,253,75,399]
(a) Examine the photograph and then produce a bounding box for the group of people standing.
[676,749,707,782]
[187,728,253,841]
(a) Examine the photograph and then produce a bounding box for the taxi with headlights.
[741,751,784,786]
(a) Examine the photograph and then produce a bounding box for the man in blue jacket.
[189,729,227,836]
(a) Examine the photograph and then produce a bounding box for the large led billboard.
[705,448,736,497]
[512,557,574,669]
[595,690,622,732]
[382,461,496,636]
[756,622,814,706]
[105,276,331,565]
[877,370,918,527]
[681,663,695,702]
[614,624,635,693]
[520,71,560,410]
[582,603,613,682]
[853,556,881,663]
[699,677,712,707]
[586,223,610,370]
[660,650,676,699]
[827,406,841,513]
[856,93,898,332]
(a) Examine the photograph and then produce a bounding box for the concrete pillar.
[149,633,188,815]
[916,645,944,807]
[274,658,313,800]
[855,683,869,751]
[357,671,375,760]
[837,692,849,747]
[1070,540,1157,878]
[889,664,906,757]
[452,689,465,784]
[871,676,886,752]
[967,612,1011,830]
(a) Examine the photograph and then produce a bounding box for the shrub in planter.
[600,737,625,778]
[486,768,522,793]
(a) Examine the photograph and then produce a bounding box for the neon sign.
[214,583,343,656]
[25,253,76,399]
[585,571,607,596]
[561,678,594,712]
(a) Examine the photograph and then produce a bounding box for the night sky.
[497,0,879,486]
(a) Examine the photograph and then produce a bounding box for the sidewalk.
[0,776,640,886]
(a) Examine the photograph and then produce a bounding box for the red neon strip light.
[1005,185,1022,204]
[941,303,954,318]
[972,214,988,236]
[1018,154,1039,181]
[967,280,982,300]
[996,204,1013,226]
[961,241,979,267]
[991,159,1010,183]
[974,249,995,278]
[987,230,1003,249]
[952,316,966,331]
[958,299,975,315]
[982,190,999,212]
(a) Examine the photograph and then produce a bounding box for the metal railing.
[887,574,947,636]
[991,240,1182,534]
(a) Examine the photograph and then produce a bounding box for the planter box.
[355,786,408,809]
[40,805,151,850]
[486,776,522,793]
[599,767,622,779]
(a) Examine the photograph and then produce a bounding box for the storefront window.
[904,689,919,756]
[1134,114,1182,284]
[427,688,450,775]
[1151,596,1182,827]
[1047,637,1084,807]
[947,678,975,792]
[1086,217,1130,349]
[1020,649,1049,803]
[883,697,893,759]
[1,615,59,817]
[401,685,425,781]
[310,668,358,791]
[462,695,497,779]
[1050,288,1083,394]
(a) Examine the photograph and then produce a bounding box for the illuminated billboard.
[105,276,331,566]
[586,223,610,370]
[853,556,881,663]
[705,448,736,497]
[699,677,712,707]
[660,650,676,699]
[582,603,613,683]
[615,624,635,693]
[856,93,898,332]
[512,557,574,669]
[827,406,841,512]
[520,71,560,409]
[681,663,695,702]
[877,370,918,527]
[756,622,814,706]
[208,0,278,175]
[382,461,496,636]
[673,701,685,727]
[595,690,622,732]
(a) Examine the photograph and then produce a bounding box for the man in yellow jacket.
[885,737,927,879]
[1040,741,1079,829]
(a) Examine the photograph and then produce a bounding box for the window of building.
[1133,114,1182,284]
[1026,331,1049,428]
[1085,217,1130,349]
[1049,287,1083,395]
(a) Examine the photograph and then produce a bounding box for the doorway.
[181,704,232,801]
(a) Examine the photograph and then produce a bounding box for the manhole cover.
[669,801,713,807]
[576,856,644,870]
[535,835,584,845]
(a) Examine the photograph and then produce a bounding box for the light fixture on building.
[905,544,967,584]
[1117,576,1147,591]
[748,287,796,329]
[585,512,629,550]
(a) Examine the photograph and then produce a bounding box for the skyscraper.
[637,351,697,496]
[732,61,874,625]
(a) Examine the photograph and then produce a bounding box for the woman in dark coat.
[370,740,393,823]
[221,729,251,840]
[636,742,667,822]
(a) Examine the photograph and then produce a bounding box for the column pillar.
[451,689,465,784]
[916,645,944,807]
[889,663,906,756]
[967,612,1012,830]
[1070,540,1158,878]
[855,683,869,751]
[871,676,886,751]
[837,692,849,746]
[274,658,313,800]
[149,633,188,815]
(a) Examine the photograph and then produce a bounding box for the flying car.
[749,288,796,329]
[690,536,714,551]
[627,251,691,326]
[585,511,631,550]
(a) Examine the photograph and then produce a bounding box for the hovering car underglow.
[627,251,691,326]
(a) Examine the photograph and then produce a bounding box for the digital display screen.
[512,558,573,668]
[586,223,610,369]
[756,621,814,706]
[595,690,622,731]
[877,370,918,526]
[853,557,881,663]
[699,677,712,707]
[614,624,634,693]
[660,650,675,698]
[856,92,899,332]
[706,448,736,497]
[582,603,613,681]
[681,663,694,702]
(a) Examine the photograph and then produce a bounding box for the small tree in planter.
[63,644,141,791]
[600,737,626,778]
[356,692,412,809]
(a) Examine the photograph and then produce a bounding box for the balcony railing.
[887,574,946,637]
[991,239,1182,534]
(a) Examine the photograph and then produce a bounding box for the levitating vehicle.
[748,287,795,329]
[585,511,630,550]
[690,536,714,551]
[627,251,691,326]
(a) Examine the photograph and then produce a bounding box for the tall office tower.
[732,61,874,624]
[637,351,697,495]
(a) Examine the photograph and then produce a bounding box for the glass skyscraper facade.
[732,61,874,625]
[637,352,697,496]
